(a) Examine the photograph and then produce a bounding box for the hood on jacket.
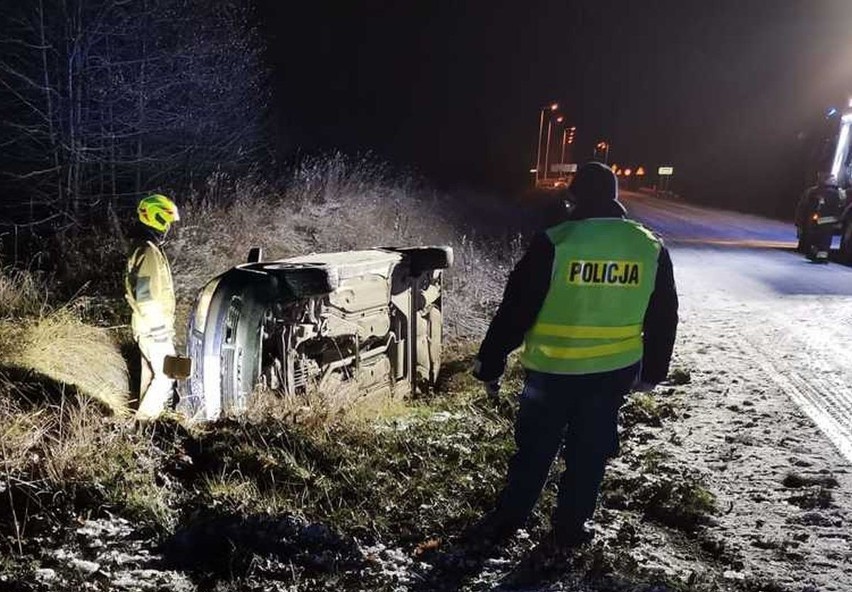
[563,162,626,220]
[569,161,618,205]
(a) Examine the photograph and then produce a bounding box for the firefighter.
[795,172,844,262]
[471,162,678,549]
[125,194,180,421]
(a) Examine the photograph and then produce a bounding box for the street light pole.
[535,109,545,185]
[545,116,563,182]
[544,119,553,182]
[561,129,567,165]
[535,103,558,185]
[535,110,545,184]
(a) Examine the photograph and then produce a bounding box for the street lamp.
[535,103,559,184]
[595,141,611,164]
[561,126,576,165]
[543,115,563,182]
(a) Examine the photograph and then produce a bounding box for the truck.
[178,246,453,421]
[795,102,852,260]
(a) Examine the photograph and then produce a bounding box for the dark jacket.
[474,198,678,385]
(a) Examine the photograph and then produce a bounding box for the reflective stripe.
[531,323,642,339]
[817,216,839,225]
[537,336,642,360]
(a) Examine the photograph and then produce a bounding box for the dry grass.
[167,152,520,340]
[0,309,129,415]
[242,382,412,431]
[0,267,47,319]
[0,391,53,475]
[0,386,173,530]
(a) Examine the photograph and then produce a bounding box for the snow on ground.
[657,248,852,589]
[621,192,852,588]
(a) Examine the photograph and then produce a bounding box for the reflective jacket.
[520,219,661,374]
[474,200,678,384]
[125,240,176,340]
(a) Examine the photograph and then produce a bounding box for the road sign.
[551,163,578,173]
[658,166,674,176]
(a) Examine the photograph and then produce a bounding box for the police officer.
[472,162,678,548]
[795,171,844,262]
[125,194,180,421]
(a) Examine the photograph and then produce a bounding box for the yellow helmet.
[137,194,180,233]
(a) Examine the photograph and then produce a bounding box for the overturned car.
[178,246,452,420]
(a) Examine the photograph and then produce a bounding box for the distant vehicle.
[795,103,852,260]
[795,171,845,261]
[535,176,573,190]
[179,246,452,420]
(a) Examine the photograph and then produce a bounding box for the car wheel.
[220,293,265,414]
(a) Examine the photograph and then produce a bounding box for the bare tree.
[0,0,269,239]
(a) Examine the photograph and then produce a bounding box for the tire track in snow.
[737,300,852,463]
[671,245,852,464]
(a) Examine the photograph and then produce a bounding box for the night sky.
[258,1,852,217]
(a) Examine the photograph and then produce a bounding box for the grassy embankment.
[0,154,520,572]
[0,154,715,590]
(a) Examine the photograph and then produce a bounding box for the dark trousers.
[493,363,638,534]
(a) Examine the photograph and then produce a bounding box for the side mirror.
[247,247,263,264]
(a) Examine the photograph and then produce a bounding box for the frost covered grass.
[0,342,530,589]
[0,339,728,590]
[169,152,519,338]
[0,267,46,319]
[188,398,516,542]
[0,267,164,548]
[605,390,718,533]
[0,389,174,541]
[149,343,526,543]
[24,152,517,339]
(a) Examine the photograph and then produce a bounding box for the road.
[621,190,852,463]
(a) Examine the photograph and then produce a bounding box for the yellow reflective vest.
[125,241,176,340]
[520,218,661,374]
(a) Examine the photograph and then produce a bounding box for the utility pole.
[544,115,563,182]
[535,102,558,184]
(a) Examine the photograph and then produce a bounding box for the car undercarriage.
[179,246,452,420]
